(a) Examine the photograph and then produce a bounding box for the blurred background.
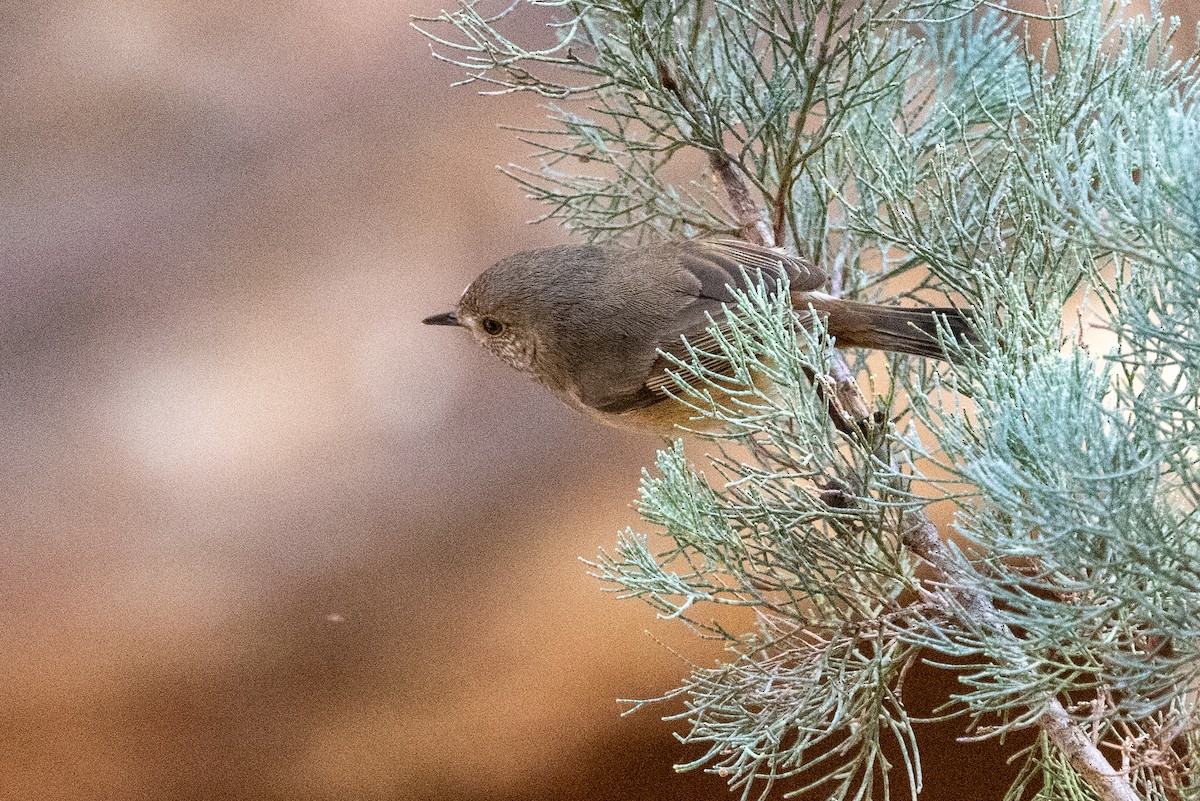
[0,2,1191,800]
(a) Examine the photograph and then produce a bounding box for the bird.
[423,238,973,433]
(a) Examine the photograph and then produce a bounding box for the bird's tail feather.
[808,298,976,360]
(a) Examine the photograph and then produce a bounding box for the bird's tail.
[805,297,976,360]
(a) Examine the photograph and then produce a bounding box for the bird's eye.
[480,317,505,336]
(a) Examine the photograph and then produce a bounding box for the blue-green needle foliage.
[418,1,1200,798]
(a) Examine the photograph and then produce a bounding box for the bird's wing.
[691,239,827,296]
[593,240,823,414]
[591,321,737,415]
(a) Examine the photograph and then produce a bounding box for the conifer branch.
[419,3,1200,799]
[900,514,1140,801]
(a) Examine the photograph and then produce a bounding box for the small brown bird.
[423,239,972,432]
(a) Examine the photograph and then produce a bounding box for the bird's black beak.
[422,311,461,327]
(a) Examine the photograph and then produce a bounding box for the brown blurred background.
[0,2,1191,800]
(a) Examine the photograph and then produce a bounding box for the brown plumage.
[423,239,974,433]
